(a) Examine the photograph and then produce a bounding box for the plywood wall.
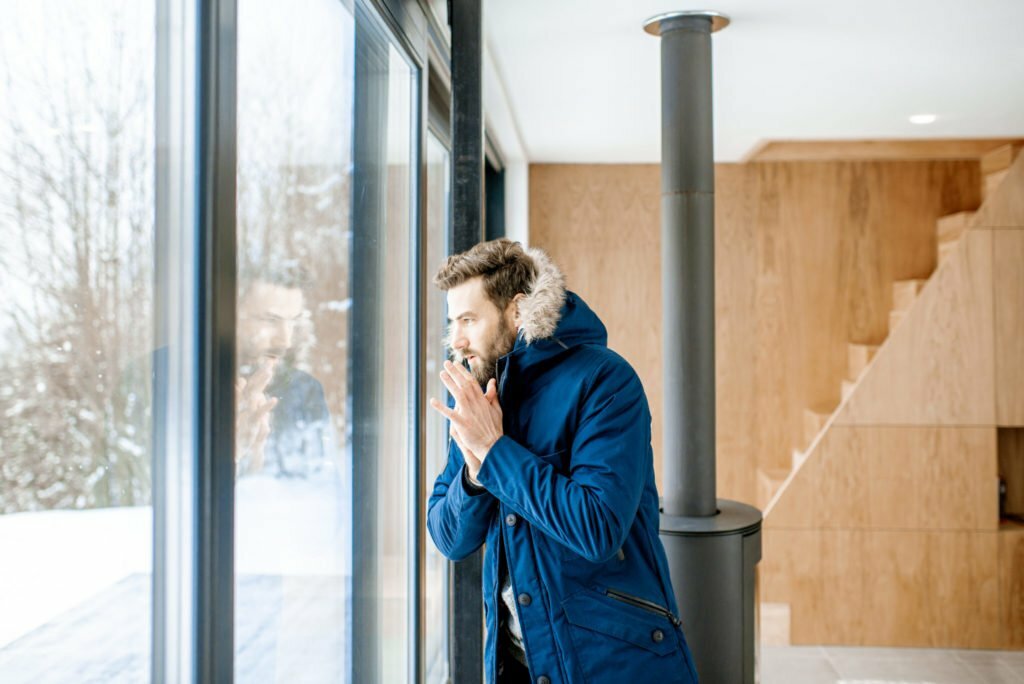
[529,161,980,505]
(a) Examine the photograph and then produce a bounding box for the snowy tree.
[0,2,154,512]
[0,0,359,512]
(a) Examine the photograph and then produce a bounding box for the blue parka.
[427,254,699,684]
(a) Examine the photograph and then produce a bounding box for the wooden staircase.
[761,144,1024,647]
[982,142,1023,200]
[758,142,1022,511]
[936,210,973,265]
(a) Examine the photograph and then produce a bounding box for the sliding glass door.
[0,0,429,682]
[234,0,420,681]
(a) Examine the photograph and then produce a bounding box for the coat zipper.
[497,357,510,399]
[605,588,681,626]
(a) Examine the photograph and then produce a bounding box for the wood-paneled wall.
[529,161,980,505]
[766,426,998,531]
[987,155,1024,650]
[985,156,1024,425]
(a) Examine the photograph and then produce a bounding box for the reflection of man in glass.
[235,263,330,478]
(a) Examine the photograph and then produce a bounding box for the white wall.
[483,39,529,245]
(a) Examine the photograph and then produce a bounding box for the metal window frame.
[366,3,434,683]
[422,66,452,684]
[193,0,238,681]
[351,1,429,682]
[153,0,200,681]
[484,160,505,241]
[447,1,485,682]
[349,10,388,678]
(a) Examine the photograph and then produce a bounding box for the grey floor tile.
[763,645,830,659]
[758,644,1024,684]
[962,661,1024,684]
[997,651,1024,670]
[828,656,984,684]
[951,648,1008,665]
[825,645,955,663]
[760,650,840,684]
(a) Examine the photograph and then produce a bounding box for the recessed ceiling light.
[909,114,938,125]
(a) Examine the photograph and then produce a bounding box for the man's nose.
[269,320,292,347]
[452,332,469,350]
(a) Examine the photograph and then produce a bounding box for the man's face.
[237,281,306,373]
[446,277,518,385]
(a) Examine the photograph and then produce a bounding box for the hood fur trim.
[518,247,566,344]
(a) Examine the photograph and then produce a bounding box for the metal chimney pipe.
[646,11,727,519]
[647,12,764,683]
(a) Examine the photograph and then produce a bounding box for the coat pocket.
[561,589,694,683]
[537,447,569,470]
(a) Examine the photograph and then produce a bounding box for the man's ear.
[509,293,526,328]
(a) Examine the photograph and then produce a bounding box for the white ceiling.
[481,0,1024,163]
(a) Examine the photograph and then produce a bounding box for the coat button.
[616,548,625,561]
[651,629,665,643]
[505,514,517,526]
[518,593,532,607]
[536,678,550,684]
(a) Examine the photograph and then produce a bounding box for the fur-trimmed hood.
[517,247,567,344]
[516,247,607,350]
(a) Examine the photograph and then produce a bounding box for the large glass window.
[1,0,427,681]
[0,1,156,679]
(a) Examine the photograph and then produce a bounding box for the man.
[426,239,699,684]
[235,262,331,478]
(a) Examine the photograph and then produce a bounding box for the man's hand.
[429,359,503,481]
[235,358,279,474]
[449,424,483,485]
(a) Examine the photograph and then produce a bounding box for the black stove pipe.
[645,12,763,683]
[654,11,721,519]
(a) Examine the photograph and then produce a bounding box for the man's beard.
[238,345,289,377]
[454,317,518,386]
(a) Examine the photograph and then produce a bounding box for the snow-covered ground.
[0,472,351,649]
[0,505,152,648]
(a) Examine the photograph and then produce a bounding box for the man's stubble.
[462,315,518,387]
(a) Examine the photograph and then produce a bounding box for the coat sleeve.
[426,432,498,561]
[474,359,649,564]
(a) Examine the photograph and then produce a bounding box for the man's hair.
[239,258,311,300]
[433,238,537,311]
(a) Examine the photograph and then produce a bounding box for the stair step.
[792,448,807,469]
[936,211,974,244]
[890,309,906,332]
[841,379,856,401]
[984,167,1010,202]
[847,343,879,381]
[938,238,959,265]
[803,408,832,448]
[760,602,792,646]
[980,142,1023,176]
[892,279,927,312]
[757,467,791,507]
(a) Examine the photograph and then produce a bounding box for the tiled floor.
[0,573,351,684]
[761,645,1024,684]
